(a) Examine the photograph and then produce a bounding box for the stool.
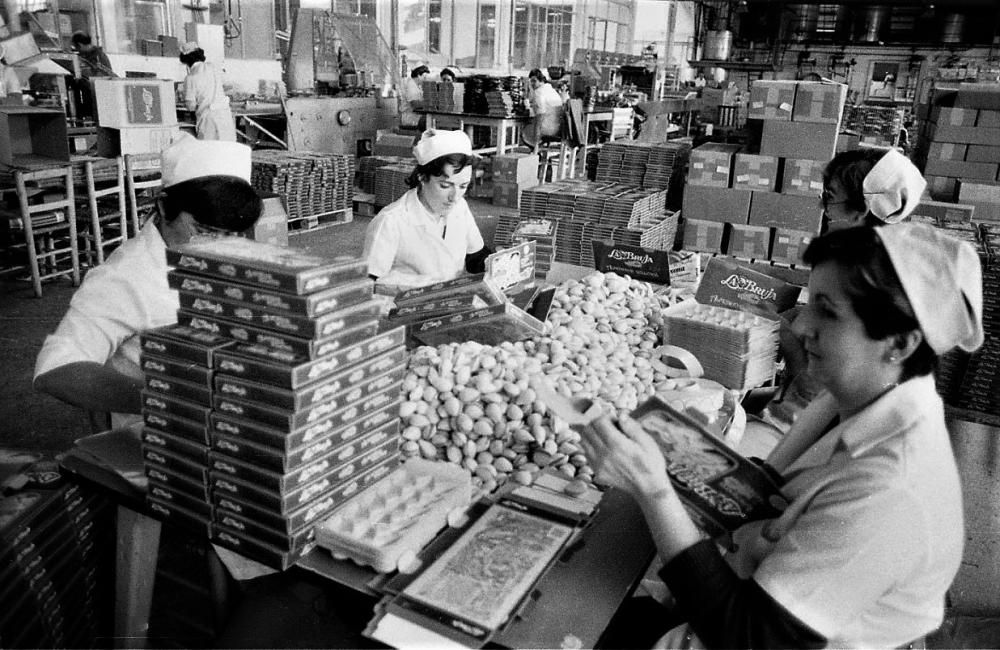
[124,154,163,237]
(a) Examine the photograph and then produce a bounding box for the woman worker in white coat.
[584,222,983,648]
[363,129,490,293]
[179,41,236,141]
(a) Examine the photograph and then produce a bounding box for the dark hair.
[802,226,936,379]
[528,68,546,82]
[410,65,430,79]
[71,31,92,46]
[405,153,473,188]
[160,176,262,233]
[440,68,456,81]
[822,149,886,215]
[180,48,206,67]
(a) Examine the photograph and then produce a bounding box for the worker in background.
[0,44,24,103]
[363,129,490,293]
[522,68,564,152]
[399,64,430,129]
[440,67,457,83]
[588,223,982,648]
[70,31,114,78]
[179,41,236,141]
[33,134,261,431]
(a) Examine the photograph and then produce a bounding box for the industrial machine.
[282,9,399,156]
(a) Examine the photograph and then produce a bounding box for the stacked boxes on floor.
[681,80,845,265]
[140,238,406,569]
[0,461,113,648]
[249,151,356,229]
[915,83,1000,202]
[492,153,539,209]
[594,140,691,206]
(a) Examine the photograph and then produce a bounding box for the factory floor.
[1,199,998,648]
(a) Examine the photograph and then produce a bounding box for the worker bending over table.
[33,133,261,430]
[362,128,490,293]
[584,223,982,648]
[180,41,236,141]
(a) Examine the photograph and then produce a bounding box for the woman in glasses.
[820,148,926,231]
[33,134,261,431]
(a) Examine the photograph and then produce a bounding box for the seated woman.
[363,129,490,293]
[584,223,982,648]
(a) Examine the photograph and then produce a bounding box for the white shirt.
[734,375,963,647]
[34,220,178,428]
[363,187,484,290]
[184,61,230,118]
[528,82,564,141]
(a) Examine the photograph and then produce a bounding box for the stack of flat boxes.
[681,80,844,265]
[916,83,1000,204]
[140,239,406,569]
[0,476,112,648]
[492,153,540,209]
[959,224,999,416]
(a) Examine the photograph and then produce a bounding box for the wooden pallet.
[287,208,353,232]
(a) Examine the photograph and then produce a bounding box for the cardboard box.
[159,35,180,57]
[687,143,742,187]
[953,83,1000,110]
[726,224,773,259]
[139,40,163,57]
[748,80,796,121]
[922,159,999,182]
[680,218,726,253]
[927,142,968,162]
[492,153,540,184]
[493,181,525,209]
[93,79,177,128]
[760,120,838,161]
[748,191,823,233]
[835,130,860,153]
[792,82,847,124]
[253,195,288,247]
[694,256,802,316]
[681,185,751,224]
[965,145,1000,164]
[780,158,825,197]
[909,200,975,224]
[933,106,978,127]
[770,228,813,265]
[928,124,1000,146]
[957,179,1000,221]
[925,175,958,201]
[732,153,780,192]
[97,126,180,157]
[977,109,1000,128]
[0,106,69,165]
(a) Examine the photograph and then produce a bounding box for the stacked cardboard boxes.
[680,80,844,264]
[491,153,540,209]
[139,239,405,569]
[93,78,180,157]
[915,83,1000,202]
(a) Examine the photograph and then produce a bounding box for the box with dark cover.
[727,224,773,259]
[748,191,823,233]
[681,185,751,224]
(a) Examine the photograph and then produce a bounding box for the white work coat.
[660,375,963,648]
[184,61,236,141]
[363,187,484,291]
[34,220,178,429]
[524,82,564,145]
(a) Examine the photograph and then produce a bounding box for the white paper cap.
[160,132,251,188]
[180,41,200,55]
[877,223,984,354]
[412,129,473,165]
[862,149,927,224]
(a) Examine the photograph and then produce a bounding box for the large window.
[333,0,376,19]
[114,0,167,54]
[476,1,496,69]
[513,1,572,70]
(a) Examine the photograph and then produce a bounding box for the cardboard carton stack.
[680,80,845,265]
[421,81,465,113]
[954,224,999,417]
[491,152,539,209]
[356,155,410,195]
[594,140,690,202]
[915,83,1000,202]
[93,78,180,157]
[0,457,113,648]
[140,239,405,569]
[251,151,355,225]
[373,163,413,208]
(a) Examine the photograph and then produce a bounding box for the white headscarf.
[862,149,927,224]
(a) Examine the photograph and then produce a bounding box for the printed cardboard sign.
[695,257,801,318]
[486,241,536,292]
[592,240,670,285]
[125,84,164,124]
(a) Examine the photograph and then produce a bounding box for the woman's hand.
[579,415,672,500]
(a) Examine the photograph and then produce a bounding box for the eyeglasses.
[819,190,848,210]
[189,217,235,238]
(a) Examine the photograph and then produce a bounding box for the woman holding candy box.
[585,224,982,648]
